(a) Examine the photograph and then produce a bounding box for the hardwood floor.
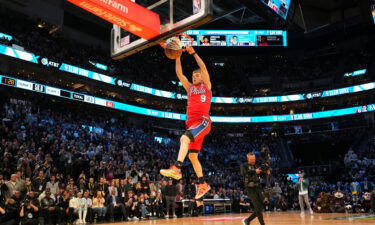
[100,212,375,225]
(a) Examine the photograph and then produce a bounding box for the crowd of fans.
[0,91,374,225]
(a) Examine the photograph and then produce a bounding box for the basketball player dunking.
[160,46,212,199]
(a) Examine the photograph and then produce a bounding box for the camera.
[23,199,31,206]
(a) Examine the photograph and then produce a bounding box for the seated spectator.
[40,189,57,225]
[23,178,33,195]
[138,195,148,219]
[106,189,127,222]
[371,188,375,213]
[239,197,251,213]
[46,175,59,195]
[86,178,96,197]
[68,192,84,224]
[32,171,46,195]
[129,194,140,220]
[277,196,288,211]
[329,192,345,213]
[56,190,70,225]
[359,192,372,213]
[314,192,331,213]
[92,191,106,222]
[0,175,9,203]
[82,191,92,223]
[0,198,18,225]
[188,199,203,217]
[6,174,21,199]
[150,191,164,218]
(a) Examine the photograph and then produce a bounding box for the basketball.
[165,47,182,59]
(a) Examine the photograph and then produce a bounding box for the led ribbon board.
[0,44,374,104]
[0,44,39,63]
[59,63,116,85]
[0,33,12,41]
[344,69,366,77]
[67,0,160,40]
[184,30,287,47]
[1,74,375,123]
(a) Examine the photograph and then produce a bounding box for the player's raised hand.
[186,46,195,55]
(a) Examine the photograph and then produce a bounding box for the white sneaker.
[173,214,177,218]
[309,209,314,214]
[165,215,169,219]
[83,219,86,224]
[300,212,305,217]
[133,216,139,220]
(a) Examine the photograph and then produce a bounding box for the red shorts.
[185,118,211,152]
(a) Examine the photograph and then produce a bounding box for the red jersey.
[186,82,212,124]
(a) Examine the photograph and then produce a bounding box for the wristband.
[191,52,197,56]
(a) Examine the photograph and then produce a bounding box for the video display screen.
[371,0,375,23]
[184,30,287,47]
[258,0,292,19]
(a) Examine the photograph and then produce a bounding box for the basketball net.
[160,34,193,51]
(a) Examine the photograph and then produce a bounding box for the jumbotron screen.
[371,0,375,23]
[259,0,291,19]
[183,30,287,47]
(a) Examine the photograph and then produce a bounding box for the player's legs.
[188,152,203,178]
[159,134,190,180]
[177,134,191,163]
[188,150,211,199]
[160,119,210,181]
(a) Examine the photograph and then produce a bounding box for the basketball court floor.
[102,212,375,225]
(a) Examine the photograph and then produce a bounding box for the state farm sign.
[67,0,160,40]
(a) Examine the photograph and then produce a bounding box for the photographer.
[19,198,39,225]
[240,152,269,225]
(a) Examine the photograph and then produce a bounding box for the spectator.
[165,179,177,218]
[329,192,345,213]
[371,188,375,213]
[92,191,106,222]
[40,189,57,225]
[106,189,127,222]
[19,197,39,225]
[56,191,70,225]
[138,195,149,219]
[32,171,46,195]
[82,191,93,223]
[296,172,313,216]
[68,192,84,224]
[6,174,20,199]
[151,191,164,218]
[239,197,250,212]
[128,193,140,220]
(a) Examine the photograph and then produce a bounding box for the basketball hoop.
[160,33,194,51]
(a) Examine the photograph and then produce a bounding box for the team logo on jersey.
[190,86,206,95]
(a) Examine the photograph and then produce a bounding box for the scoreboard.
[183,30,287,47]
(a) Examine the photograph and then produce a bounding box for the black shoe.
[242,218,250,225]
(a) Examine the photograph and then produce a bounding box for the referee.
[240,152,269,225]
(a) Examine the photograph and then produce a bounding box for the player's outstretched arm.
[176,56,191,92]
[187,47,211,90]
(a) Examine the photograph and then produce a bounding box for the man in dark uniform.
[240,152,270,225]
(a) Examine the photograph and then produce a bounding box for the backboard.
[111,0,213,59]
